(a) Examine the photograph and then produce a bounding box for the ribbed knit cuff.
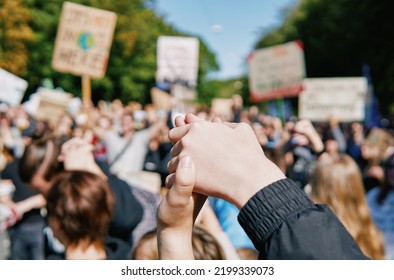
[238,179,315,250]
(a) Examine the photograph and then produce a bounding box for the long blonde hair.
[310,153,385,259]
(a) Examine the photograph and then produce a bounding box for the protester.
[320,116,347,155]
[0,109,48,260]
[159,114,368,259]
[133,226,226,260]
[0,159,47,260]
[18,136,144,258]
[309,153,385,259]
[46,170,130,259]
[282,119,324,189]
[361,128,393,192]
[94,110,166,189]
[367,141,394,259]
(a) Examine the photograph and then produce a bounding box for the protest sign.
[35,88,72,124]
[248,40,306,102]
[171,84,196,101]
[52,2,117,79]
[0,68,28,106]
[156,36,199,89]
[298,77,368,122]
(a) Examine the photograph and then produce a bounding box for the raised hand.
[167,114,286,209]
[157,155,206,259]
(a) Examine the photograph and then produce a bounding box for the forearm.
[148,120,165,139]
[228,156,286,209]
[238,179,368,260]
[14,194,46,216]
[308,133,324,153]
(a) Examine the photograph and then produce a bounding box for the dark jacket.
[1,159,44,225]
[107,174,144,246]
[238,178,369,259]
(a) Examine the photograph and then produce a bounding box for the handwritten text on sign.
[248,41,306,102]
[298,77,368,122]
[157,36,199,88]
[52,2,117,78]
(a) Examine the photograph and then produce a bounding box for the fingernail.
[180,155,193,168]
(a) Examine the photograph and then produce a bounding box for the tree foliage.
[0,0,34,75]
[255,0,394,115]
[1,0,219,105]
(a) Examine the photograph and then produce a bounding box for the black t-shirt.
[97,160,144,246]
[1,159,44,224]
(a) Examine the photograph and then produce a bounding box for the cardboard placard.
[52,2,117,79]
[35,88,72,123]
[170,84,196,101]
[248,41,306,102]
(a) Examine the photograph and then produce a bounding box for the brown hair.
[46,171,114,250]
[133,226,225,260]
[310,153,385,259]
[132,230,159,260]
[19,137,63,183]
[191,226,225,260]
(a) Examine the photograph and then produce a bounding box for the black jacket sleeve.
[238,178,369,260]
[106,174,144,247]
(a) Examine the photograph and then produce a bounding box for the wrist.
[158,228,194,259]
[229,156,286,209]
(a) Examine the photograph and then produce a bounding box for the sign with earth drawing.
[52,2,117,79]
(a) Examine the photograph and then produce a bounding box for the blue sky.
[154,0,296,80]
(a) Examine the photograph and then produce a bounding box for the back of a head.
[19,137,63,186]
[133,227,225,260]
[46,171,114,250]
[191,226,225,260]
[311,153,385,259]
[311,153,365,212]
[132,230,158,260]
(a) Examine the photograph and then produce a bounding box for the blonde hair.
[365,128,393,163]
[310,153,385,259]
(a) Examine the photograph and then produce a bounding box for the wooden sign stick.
[82,75,91,103]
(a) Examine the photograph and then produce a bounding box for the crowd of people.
[0,92,393,260]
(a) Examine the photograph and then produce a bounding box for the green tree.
[0,0,34,75]
[255,0,394,115]
[2,0,219,105]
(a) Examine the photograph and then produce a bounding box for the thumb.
[167,155,196,206]
[185,113,205,124]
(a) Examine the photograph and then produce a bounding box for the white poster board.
[0,68,28,106]
[298,77,368,122]
[156,36,199,88]
[248,40,306,102]
[52,2,117,78]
